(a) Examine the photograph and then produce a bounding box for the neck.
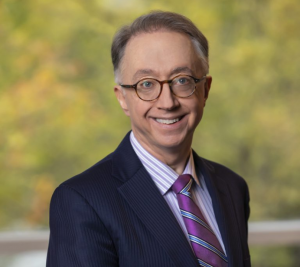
[133,132,192,175]
[161,150,190,174]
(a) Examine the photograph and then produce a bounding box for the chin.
[155,135,188,150]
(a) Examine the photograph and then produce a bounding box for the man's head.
[112,11,212,161]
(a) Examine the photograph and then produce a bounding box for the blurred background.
[0,0,299,266]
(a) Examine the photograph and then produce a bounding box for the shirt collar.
[130,131,201,195]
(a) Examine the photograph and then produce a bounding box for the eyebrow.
[132,66,194,82]
[169,67,194,77]
[132,69,156,81]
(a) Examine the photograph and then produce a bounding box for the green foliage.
[250,245,300,267]
[0,0,299,265]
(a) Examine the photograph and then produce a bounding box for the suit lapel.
[112,133,199,267]
[194,154,243,267]
[214,177,244,267]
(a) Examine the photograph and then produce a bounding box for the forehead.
[120,30,202,81]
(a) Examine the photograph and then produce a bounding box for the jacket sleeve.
[46,185,118,267]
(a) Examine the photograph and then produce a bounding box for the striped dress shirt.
[130,132,226,254]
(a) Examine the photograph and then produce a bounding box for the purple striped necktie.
[172,174,228,267]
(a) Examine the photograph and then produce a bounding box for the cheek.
[127,99,152,119]
[194,86,206,99]
[189,102,204,123]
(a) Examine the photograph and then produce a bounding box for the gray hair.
[111,11,209,82]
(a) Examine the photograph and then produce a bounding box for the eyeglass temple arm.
[120,84,136,88]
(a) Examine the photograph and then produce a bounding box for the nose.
[156,83,180,110]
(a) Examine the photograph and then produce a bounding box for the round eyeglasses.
[120,74,207,101]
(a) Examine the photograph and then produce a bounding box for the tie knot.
[172,174,193,194]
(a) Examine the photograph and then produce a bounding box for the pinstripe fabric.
[130,132,226,254]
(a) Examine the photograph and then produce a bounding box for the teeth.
[156,118,180,124]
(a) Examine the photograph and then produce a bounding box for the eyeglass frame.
[119,74,207,101]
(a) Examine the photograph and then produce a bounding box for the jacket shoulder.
[58,152,117,196]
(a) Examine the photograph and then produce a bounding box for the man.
[47,11,251,267]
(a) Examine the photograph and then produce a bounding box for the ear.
[203,76,212,106]
[114,85,130,116]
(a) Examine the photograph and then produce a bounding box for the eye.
[178,78,187,84]
[174,76,192,85]
[139,80,154,89]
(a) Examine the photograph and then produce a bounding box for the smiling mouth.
[155,117,182,125]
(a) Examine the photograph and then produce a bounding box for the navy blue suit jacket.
[47,132,251,266]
